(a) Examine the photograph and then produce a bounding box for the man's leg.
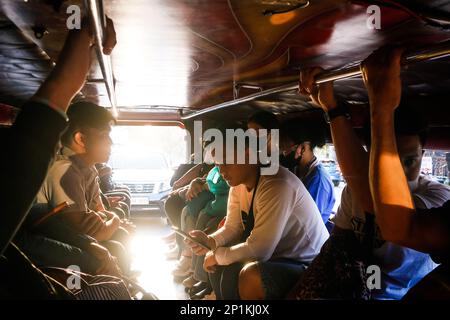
[102,240,130,275]
[164,193,185,228]
[209,263,244,300]
[1,243,74,299]
[238,262,265,300]
[239,259,308,300]
[110,226,130,250]
[164,193,186,255]
[15,231,100,274]
[208,266,224,300]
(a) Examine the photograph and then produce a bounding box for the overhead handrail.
[85,0,118,117]
[233,83,264,99]
[182,40,450,120]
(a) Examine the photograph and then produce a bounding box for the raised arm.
[299,68,373,213]
[34,17,116,113]
[172,163,208,190]
[364,47,449,253]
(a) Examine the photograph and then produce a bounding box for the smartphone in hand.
[171,227,211,251]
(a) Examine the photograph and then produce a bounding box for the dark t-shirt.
[0,101,68,255]
[0,101,71,299]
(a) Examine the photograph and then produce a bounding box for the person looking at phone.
[185,124,328,300]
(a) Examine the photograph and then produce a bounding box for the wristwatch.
[324,101,351,124]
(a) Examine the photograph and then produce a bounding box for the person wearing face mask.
[280,120,335,227]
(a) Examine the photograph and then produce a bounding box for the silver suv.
[109,150,173,217]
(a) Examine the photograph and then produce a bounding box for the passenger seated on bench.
[164,156,213,262]
[16,202,122,277]
[280,120,336,229]
[182,166,230,299]
[96,163,132,219]
[170,162,214,278]
[35,102,133,274]
[0,16,132,299]
[186,125,328,300]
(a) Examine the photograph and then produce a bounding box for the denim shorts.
[257,258,308,299]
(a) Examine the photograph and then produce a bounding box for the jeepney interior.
[1,0,449,299]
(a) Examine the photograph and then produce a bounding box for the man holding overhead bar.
[291,46,449,300]
[365,47,450,299]
[0,16,118,298]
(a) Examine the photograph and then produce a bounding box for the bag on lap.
[289,213,376,300]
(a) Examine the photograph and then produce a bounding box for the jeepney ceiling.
[1,0,450,121]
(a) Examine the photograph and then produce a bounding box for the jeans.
[15,231,100,274]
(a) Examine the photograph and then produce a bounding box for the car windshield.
[109,152,169,170]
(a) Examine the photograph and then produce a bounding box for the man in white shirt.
[186,126,328,299]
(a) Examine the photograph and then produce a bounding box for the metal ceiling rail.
[182,40,450,120]
[85,0,118,118]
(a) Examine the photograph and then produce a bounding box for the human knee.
[238,262,265,300]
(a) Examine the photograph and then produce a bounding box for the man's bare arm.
[299,68,373,213]
[364,47,449,253]
[33,17,116,113]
